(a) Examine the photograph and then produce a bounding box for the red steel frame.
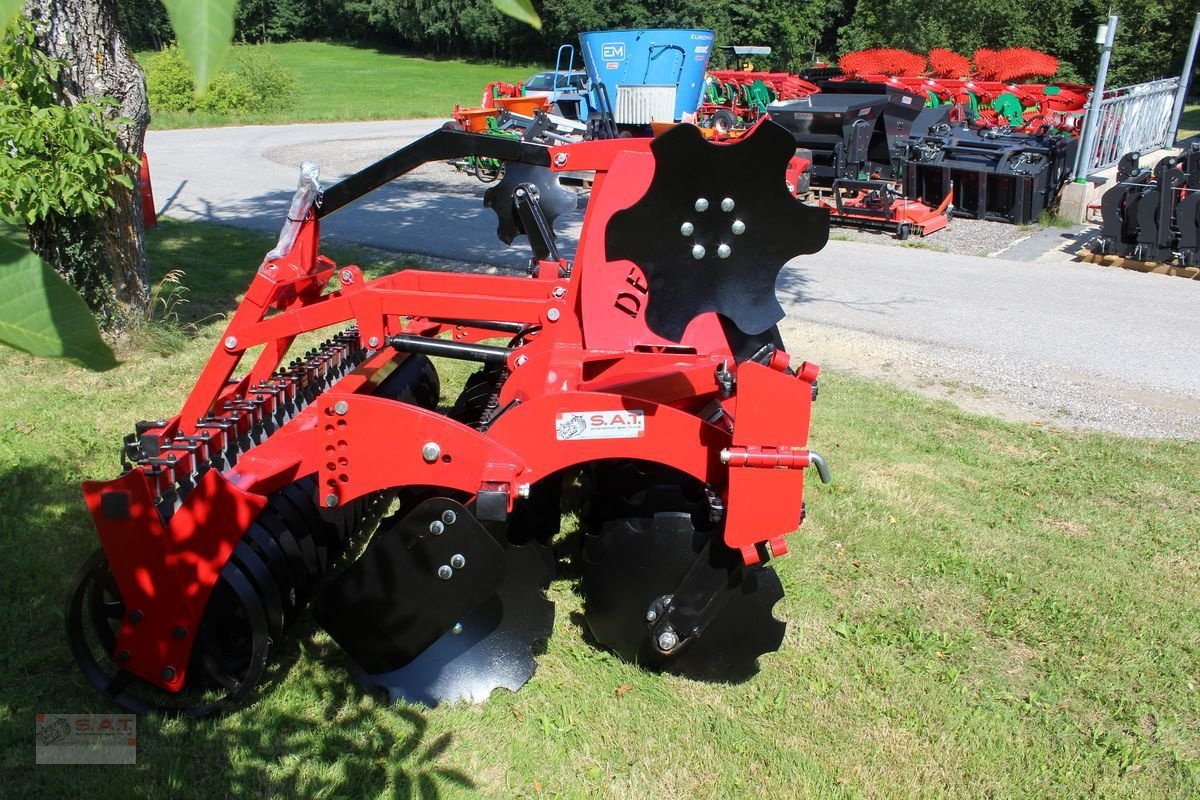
[81,135,819,693]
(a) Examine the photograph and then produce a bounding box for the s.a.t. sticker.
[556,410,645,440]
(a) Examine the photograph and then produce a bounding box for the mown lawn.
[1,219,1198,798]
[139,41,541,129]
[1178,104,1200,141]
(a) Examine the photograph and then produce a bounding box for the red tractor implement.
[817,179,953,239]
[68,122,833,715]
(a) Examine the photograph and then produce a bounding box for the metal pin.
[721,197,735,212]
[224,336,238,349]
[422,442,441,463]
[547,308,561,322]
[717,243,732,259]
[334,400,348,415]
[694,198,709,212]
[731,220,746,235]
[324,494,338,507]
[680,221,695,236]
[692,244,706,259]
[367,336,380,348]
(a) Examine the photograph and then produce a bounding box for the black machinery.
[1094,145,1200,264]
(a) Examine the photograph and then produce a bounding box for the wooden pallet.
[1075,248,1200,280]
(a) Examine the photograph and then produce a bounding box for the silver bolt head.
[680,221,695,236]
[429,520,445,536]
[694,198,709,212]
[691,244,706,260]
[224,336,238,349]
[441,509,457,525]
[452,622,464,635]
[721,197,735,212]
[552,286,566,298]
[334,400,349,415]
[554,152,568,166]
[367,336,380,348]
[437,565,453,580]
[515,355,529,367]
[450,554,466,569]
[731,220,746,235]
[717,243,732,259]
[340,269,352,282]
[547,307,561,322]
[657,630,679,652]
[421,442,441,463]
[645,608,658,622]
[324,493,338,507]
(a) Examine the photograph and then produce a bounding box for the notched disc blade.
[605,122,829,341]
[484,163,577,245]
[351,541,555,706]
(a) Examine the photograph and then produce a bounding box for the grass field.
[1178,104,1200,141]
[139,41,541,129]
[1,220,1199,798]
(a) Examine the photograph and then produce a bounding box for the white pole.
[1168,12,1200,144]
[1074,15,1119,182]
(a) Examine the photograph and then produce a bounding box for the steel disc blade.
[351,541,554,706]
[582,513,785,683]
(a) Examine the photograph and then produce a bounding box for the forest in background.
[117,0,1200,91]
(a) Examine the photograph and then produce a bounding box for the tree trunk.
[23,0,151,323]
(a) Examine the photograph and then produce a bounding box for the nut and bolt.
[161,666,177,681]
[340,269,353,283]
[429,520,445,536]
[645,608,658,622]
[680,221,695,236]
[515,355,529,367]
[367,336,380,348]
[694,197,710,212]
[224,336,238,349]
[656,630,679,652]
[441,510,457,525]
[552,286,566,298]
[554,152,568,166]
[334,400,349,415]
[721,197,736,212]
[325,493,338,507]
[452,622,464,635]
[422,442,441,463]
[437,565,453,580]
[691,244,706,260]
[731,220,746,236]
[717,243,732,259]
[450,553,466,569]
[547,308,561,322]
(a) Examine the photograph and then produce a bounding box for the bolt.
[717,243,732,259]
[325,493,338,507]
[547,307,561,322]
[515,355,528,367]
[552,286,566,298]
[429,520,445,536]
[367,336,380,348]
[692,244,706,260]
[656,630,679,652]
[129,609,144,625]
[645,608,658,622]
[172,627,187,640]
[515,187,526,198]
[334,400,348,415]
[437,565,453,580]
[340,269,353,283]
[554,152,568,167]
[721,197,735,212]
[450,553,466,569]
[441,509,457,525]
[680,221,695,236]
[694,197,709,212]
[422,442,441,463]
[731,220,746,235]
[161,666,176,681]
[452,622,464,635]
[517,483,531,499]
[224,336,238,349]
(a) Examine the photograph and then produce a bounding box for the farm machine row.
[68,121,834,716]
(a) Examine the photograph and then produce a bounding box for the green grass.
[2,219,1200,798]
[1177,103,1200,141]
[140,42,541,129]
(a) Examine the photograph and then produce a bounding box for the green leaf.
[1,0,22,26]
[160,0,236,92]
[490,0,541,29]
[0,240,117,370]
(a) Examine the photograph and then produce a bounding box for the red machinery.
[817,180,953,239]
[67,122,833,715]
[698,70,819,133]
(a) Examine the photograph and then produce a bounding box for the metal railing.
[1078,77,1181,174]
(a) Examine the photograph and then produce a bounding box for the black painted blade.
[351,540,555,706]
[315,498,507,674]
[582,513,785,683]
[605,122,829,341]
[484,162,578,245]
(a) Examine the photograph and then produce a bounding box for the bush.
[145,46,196,112]
[144,45,297,116]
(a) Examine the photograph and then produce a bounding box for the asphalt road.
[145,120,1200,438]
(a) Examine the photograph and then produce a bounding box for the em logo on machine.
[600,42,625,62]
